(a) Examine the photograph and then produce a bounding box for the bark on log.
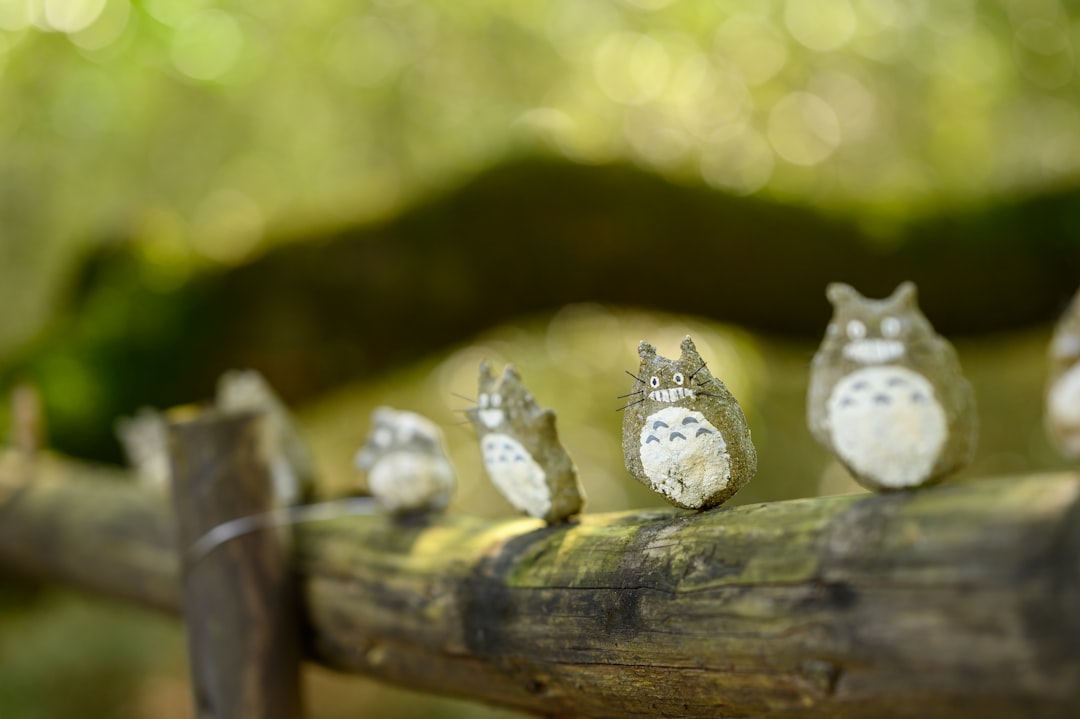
[169,412,303,719]
[1,453,1079,718]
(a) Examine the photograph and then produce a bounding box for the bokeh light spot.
[767,91,841,166]
[700,127,774,195]
[145,0,207,28]
[681,65,751,142]
[69,0,129,51]
[44,0,104,33]
[785,0,857,52]
[809,72,876,141]
[594,31,671,105]
[170,9,243,82]
[715,14,788,87]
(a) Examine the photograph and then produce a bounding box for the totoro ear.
[825,282,860,307]
[638,341,657,361]
[537,408,558,436]
[890,281,918,307]
[477,360,495,389]
[371,406,395,424]
[502,364,522,385]
[680,335,702,362]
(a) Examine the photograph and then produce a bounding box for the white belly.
[639,405,730,507]
[481,433,551,519]
[827,366,947,488]
[368,452,454,512]
[1049,364,1080,426]
[1048,364,1080,457]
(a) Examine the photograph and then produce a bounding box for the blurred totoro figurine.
[354,407,456,513]
[217,369,317,505]
[465,362,584,523]
[116,407,170,490]
[1045,288,1080,457]
[621,336,757,510]
[808,282,976,491]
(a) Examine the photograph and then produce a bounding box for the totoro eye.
[650,376,660,388]
[846,320,866,340]
[491,394,502,408]
[881,316,902,338]
[673,372,684,385]
[479,393,489,408]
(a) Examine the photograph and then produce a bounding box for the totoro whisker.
[450,392,476,405]
[625,370,646,384]
[616,398,646,412]
[688,361,709,382]
[617,390,645,399]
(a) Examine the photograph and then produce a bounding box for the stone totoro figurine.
[807,282,977,491]
[354,407,456,513]
[621,336,757,510]
[216,369,317,505]
[1045,288,1080,457]
[116,407,170,490]
[465,362,584,523]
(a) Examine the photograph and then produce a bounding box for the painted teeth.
[648,387,694,403]
[843,339,904,364]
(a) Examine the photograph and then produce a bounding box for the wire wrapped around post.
[168,411,304,719]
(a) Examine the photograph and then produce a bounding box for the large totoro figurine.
[1045,288,1080,457]
[354,406,456,514]
[808,282,977,491]
[466,362,584,524]
[621,336,757,510]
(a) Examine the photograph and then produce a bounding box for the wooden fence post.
[169,411,303,719]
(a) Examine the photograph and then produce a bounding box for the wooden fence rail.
[1,451,1079,718]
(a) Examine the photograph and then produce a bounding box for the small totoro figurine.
[1045,288,1080,457]
[621,336,757,510]
[217,369,317,505]
[354,407,456,514]
[807,282,977,491]
[465,362,584,523]
[116,407,170,490]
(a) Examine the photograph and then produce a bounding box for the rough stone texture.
[465,362,584,523]
[808,282,977,491]
[354,407,456,514]
[1047,287,1080,458]
[621,336,757,509]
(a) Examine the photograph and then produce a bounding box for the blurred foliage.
[4,158,1080,464]
[2,0,1080,353]
[2,0,1080,717]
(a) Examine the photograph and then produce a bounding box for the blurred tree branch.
[1,452,1079,718]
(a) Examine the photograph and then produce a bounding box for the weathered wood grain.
[169,412,303,719]
[1,452,1078,718]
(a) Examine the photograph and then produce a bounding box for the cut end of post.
[10,382,45,458]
